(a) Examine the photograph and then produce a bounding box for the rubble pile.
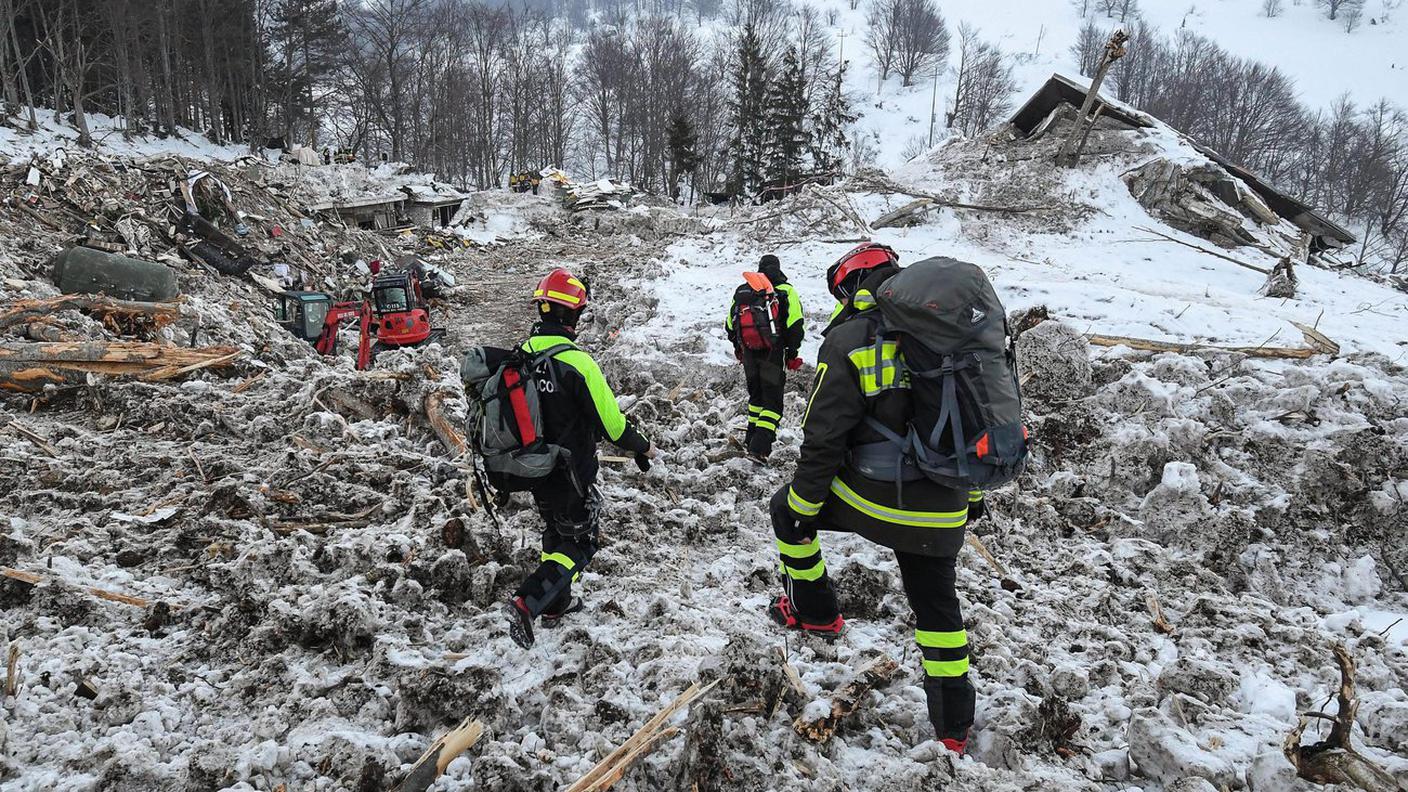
[1,139,1406,792]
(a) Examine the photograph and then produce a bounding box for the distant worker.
[766,242,1029,756]
[462,268,656,649]
[725,254,803,460]
[508,172,521,193]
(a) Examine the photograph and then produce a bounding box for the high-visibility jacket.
[785,269,980,557]
[518,322,650,485]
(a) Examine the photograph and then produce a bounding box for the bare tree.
[892,0,950,88]
[864,0,901,86]
[947,24,1015,138]
[1317,0,1363,19]
[1262,0,1284,16]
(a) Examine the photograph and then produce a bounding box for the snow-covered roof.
[307,193,405,211]
[1010,72,1355,247]
[398,183,468,204]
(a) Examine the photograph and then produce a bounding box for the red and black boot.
[767,595,844,636]
[506,596,534,649]
[941,730,969,755]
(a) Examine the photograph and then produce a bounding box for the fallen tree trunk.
[391,717,485,792]
[0,295,182,336]
[1133,225,1272,276]
[794,654,900,743]
[1086,333,1318,360]
[1284,644,1405,792]
[424,390,467,458]
[0,340,242,392]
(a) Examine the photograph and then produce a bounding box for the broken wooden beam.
[2,567,154,608]
[0,295,182,336]
[424,390,467,458]
[391,717,485,792]
[4,642,18,698]
[1086,333,1318,360]
[0,340,242,392]
[565,679,720,792]
[794,654,900,743]
[1133,225,1272,275]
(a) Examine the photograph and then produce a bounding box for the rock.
[1139,462,1213,545]
[1166,778,1219,792]
[1127,707,1236,787]
[1248,749,1318,791]
[1016,319,1093,406]
[1156,657,1237,706]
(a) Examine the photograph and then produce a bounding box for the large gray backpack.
[851,256,1029,492]
[460,344,576,492]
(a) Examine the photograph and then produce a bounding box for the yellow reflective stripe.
[756,409,781,422]
[829,302,844,322]
[779,283,803,328]
[801,363,827,426]
[543,289,582,305]
[784,558,826,581]
[828,478,967,527]
[848,342,903,395]
[853,289,876,311]
[748,405,763,414]
[922,657,970,677]
[788,486,823,517]
[776,538,819,558]
[542,552,576,571]
[915,629,968,649]
[755,418,778,430]
[968,490,984,502]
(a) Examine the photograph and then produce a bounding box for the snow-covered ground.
[0,109,262,164]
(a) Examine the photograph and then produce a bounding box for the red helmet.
[532,268,588,309]
[827,242,899,298]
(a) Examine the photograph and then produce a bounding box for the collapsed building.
[1008,73,1356,254]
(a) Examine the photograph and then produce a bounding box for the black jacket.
[493,322,650,486]
[725,277,804,358]
[785,269,971,556]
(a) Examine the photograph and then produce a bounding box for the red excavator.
[274,269,445,370]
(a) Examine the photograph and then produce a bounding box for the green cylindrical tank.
[51,246,179,302]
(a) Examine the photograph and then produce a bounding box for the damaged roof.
[1010,73,1356,248]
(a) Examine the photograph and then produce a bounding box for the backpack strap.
[501,366,538,446]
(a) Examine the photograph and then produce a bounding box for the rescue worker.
[766,241,984,754]
[505,267,656,648]
[725,254,804,459]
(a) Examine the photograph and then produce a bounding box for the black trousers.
[513,473,599,618]
[742,347,785,455]
[771,500,975,739]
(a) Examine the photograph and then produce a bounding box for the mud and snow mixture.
[2,123,1407,792]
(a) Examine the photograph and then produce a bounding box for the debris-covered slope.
[2,126,1407,792]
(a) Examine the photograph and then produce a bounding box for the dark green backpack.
[851,256,1029,491]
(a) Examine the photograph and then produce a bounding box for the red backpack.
[732,273,781,352]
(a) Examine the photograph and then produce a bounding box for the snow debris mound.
[1016,317,1093,406]
[1126,708,1237,787]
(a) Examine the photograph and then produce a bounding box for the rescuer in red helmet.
[481,267,656,648]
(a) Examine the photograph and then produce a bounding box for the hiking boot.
[506,597,534,649]
[940,730,969,755]
[767,595,844,636]
[540,596,584,628]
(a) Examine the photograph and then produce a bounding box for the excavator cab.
[371,272,437,347]
[274,291,334,341]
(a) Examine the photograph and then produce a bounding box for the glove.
[967,496,986,524]
[770,485,815,545]
[786,357,803,371]
[635,452,651,472]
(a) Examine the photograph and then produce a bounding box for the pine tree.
[666,111,700,201]
[728,24,770,195]
[764,46,810,190]
[809,61,860,179]
[270,0,346,146]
